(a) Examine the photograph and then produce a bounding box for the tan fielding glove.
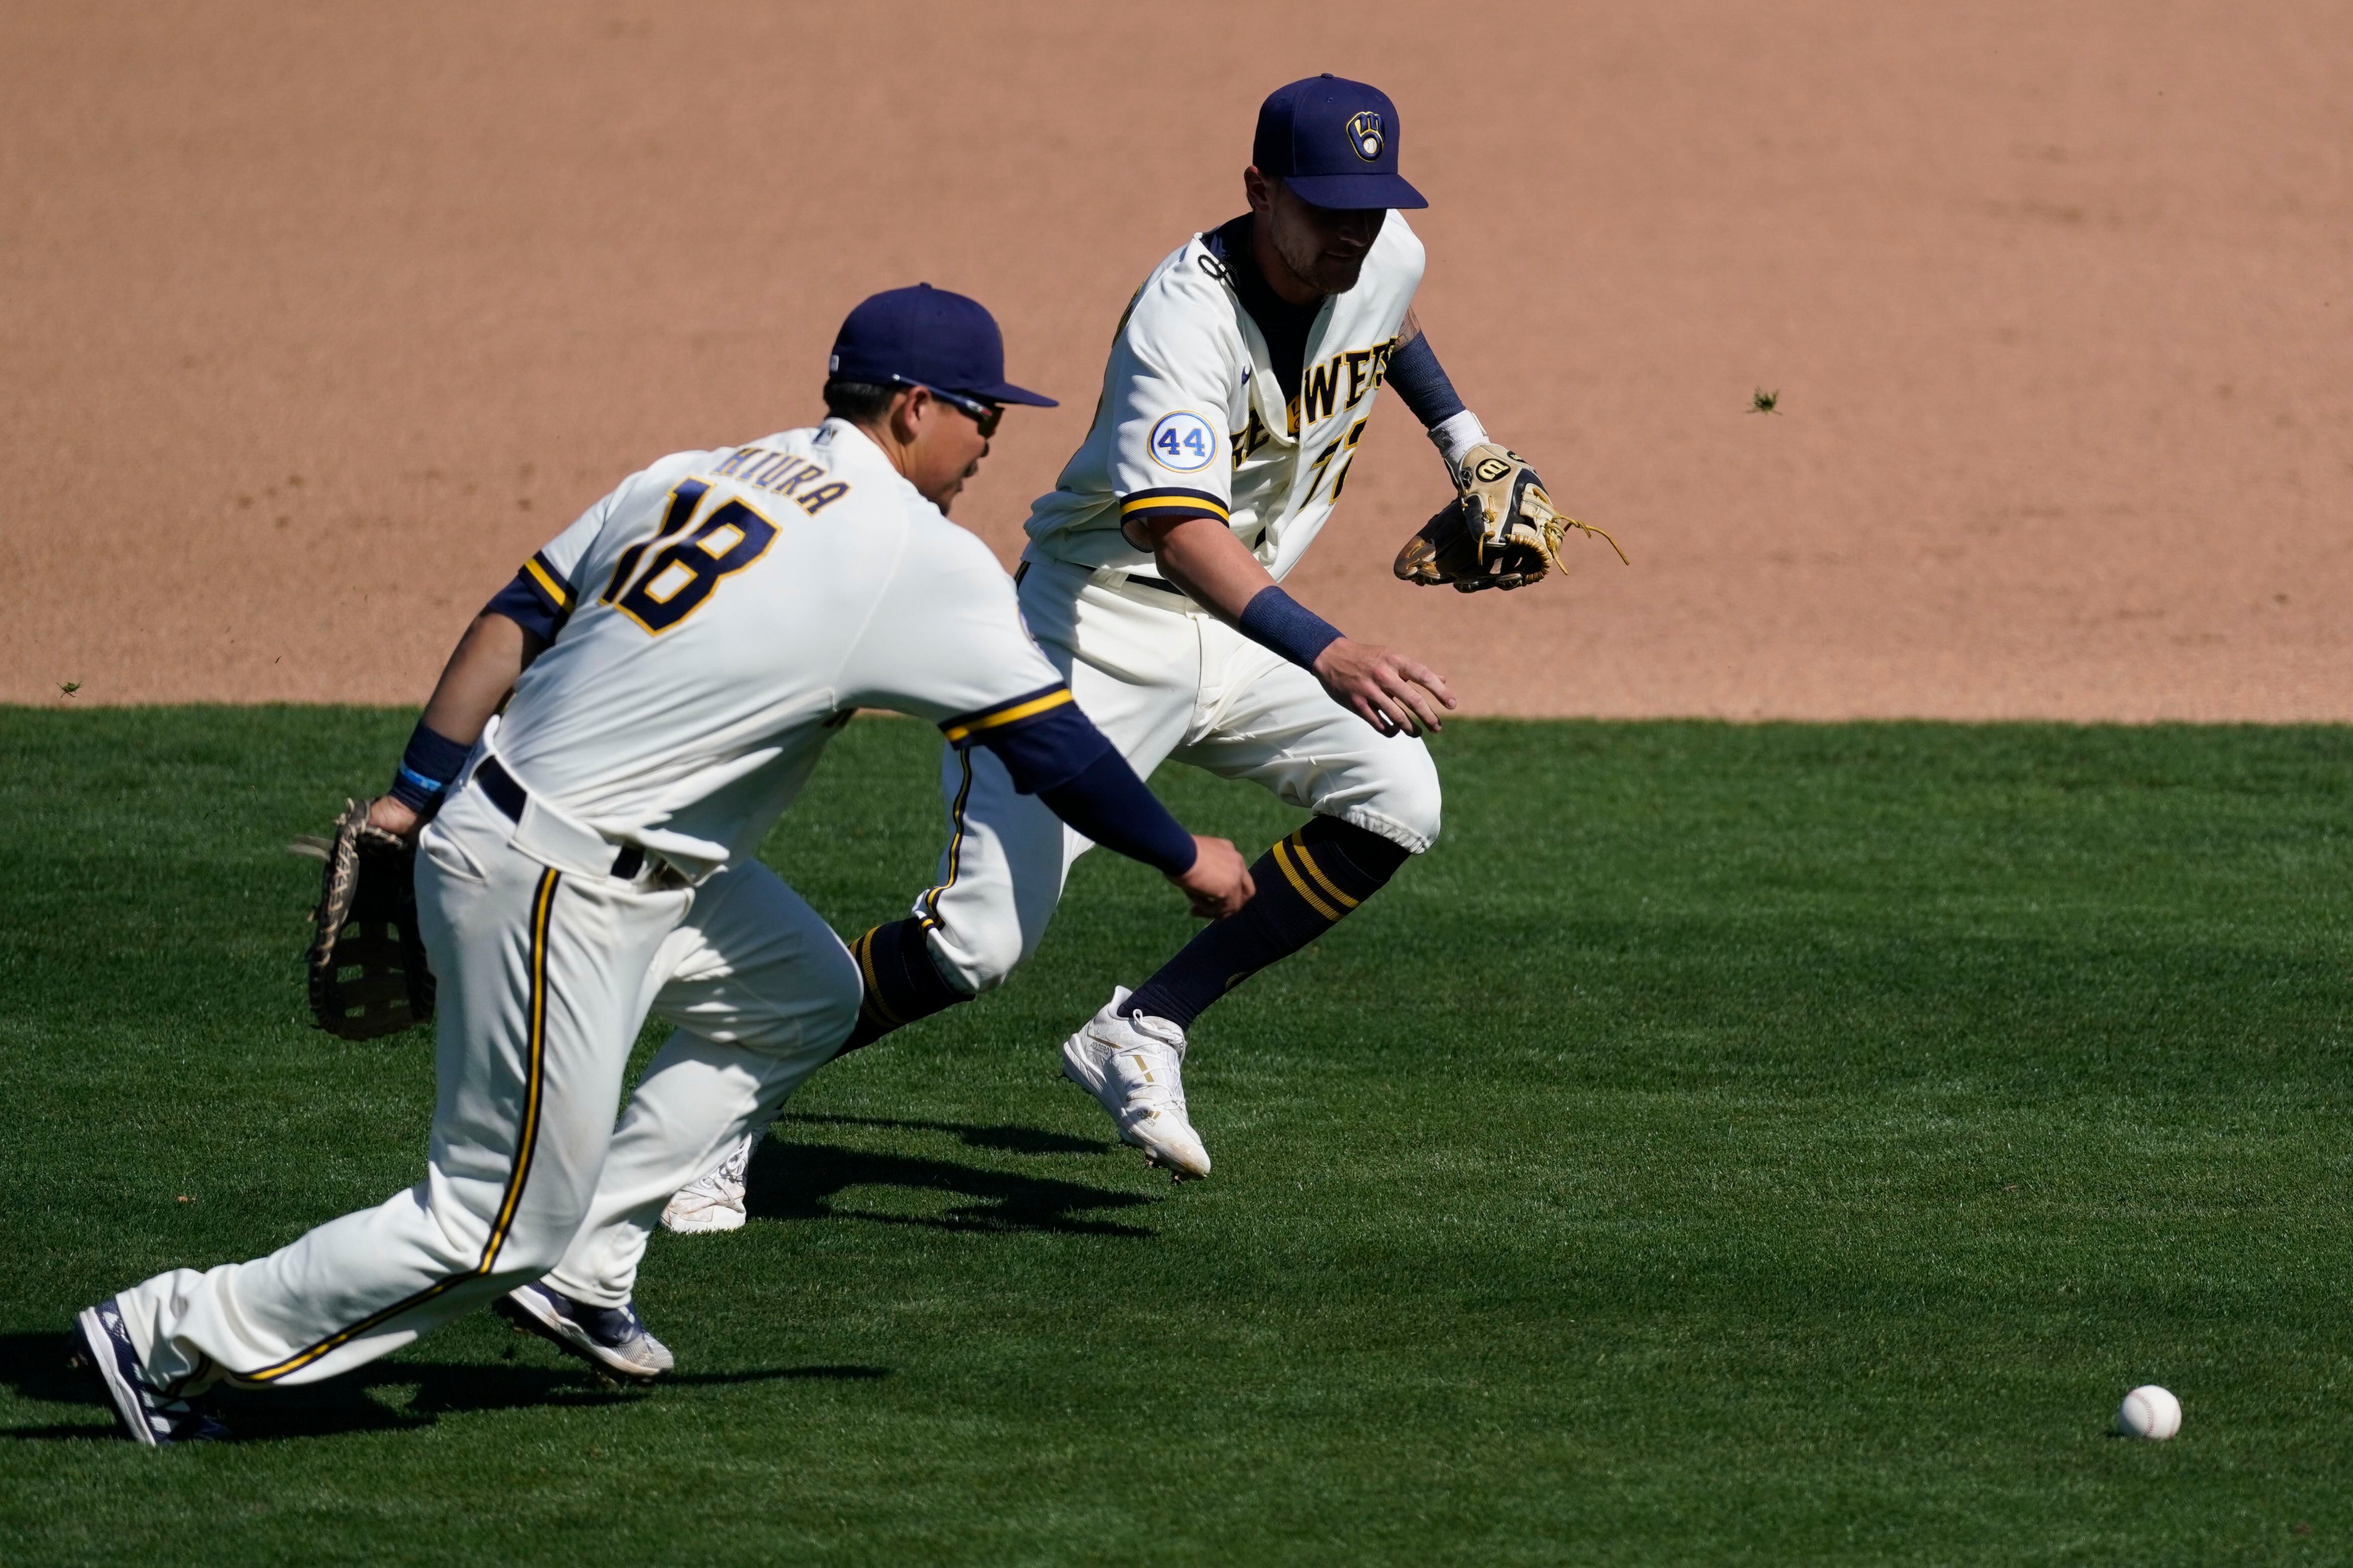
[1395,445,1625,592]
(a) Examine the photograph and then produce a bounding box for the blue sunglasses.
[886,376,1004,438]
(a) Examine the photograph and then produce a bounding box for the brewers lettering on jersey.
[662,72,1563,1236]
[68,285,1254,1440]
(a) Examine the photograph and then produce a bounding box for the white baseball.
[2117,1384,2182,1440]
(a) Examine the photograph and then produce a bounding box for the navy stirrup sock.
[1126,816,1412,1030]
[837,918,971,1056]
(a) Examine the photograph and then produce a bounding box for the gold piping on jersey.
[937,687,1074,744]
[1119,489,1229,523]
[522,555,574,610]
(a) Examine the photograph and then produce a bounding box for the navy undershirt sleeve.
[948,695,1199,876]
[481,554,574,644]
[1383,334,1466,430]
[1035,751,1199,877]
[970,699,1114,795]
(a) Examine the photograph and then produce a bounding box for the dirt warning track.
[3,2,2346,718]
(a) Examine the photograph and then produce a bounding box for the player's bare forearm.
[366,611,544,839]
[1145,514,1455,739]
[421,611,544,745]
[1145,513,1279,625]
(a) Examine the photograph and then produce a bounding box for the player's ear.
[1243,165,1273,216]
[889,386,925,444]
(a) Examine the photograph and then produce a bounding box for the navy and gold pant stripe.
[925,684,1084,927]
[916,750,975,932]
[234,868,562,1385]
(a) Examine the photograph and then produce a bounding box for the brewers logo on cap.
[1348,111,1385,162]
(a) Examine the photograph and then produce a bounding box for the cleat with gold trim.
[660,1130,757,1235]
[1059,986,1211,1180]
[72,1299,232,1446]
[495,1282,673,1384]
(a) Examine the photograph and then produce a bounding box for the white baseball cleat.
[659,1129,758,1234]
[1060,986,1211,1180]
[72,1299,231,1446]
[495,1282,674,1384]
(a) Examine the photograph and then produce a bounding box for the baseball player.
[666,74,1563,1228]
[69,284,1254,1443]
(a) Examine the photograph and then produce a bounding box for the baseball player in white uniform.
[665,74,1543,1228]
[70,285,1254,1442]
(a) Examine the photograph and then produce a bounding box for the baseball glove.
[298,800,435,1040]
[1393,444,1625,592]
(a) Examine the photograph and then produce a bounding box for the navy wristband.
[1236,586,1343,671]
[1384,333,1467,429]
[386,721,471,814]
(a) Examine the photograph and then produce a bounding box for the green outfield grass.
[1,709,2348,1564]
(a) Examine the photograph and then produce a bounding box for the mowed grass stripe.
[0,709,2347,1565]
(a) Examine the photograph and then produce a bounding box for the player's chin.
[1313,255,1370,292]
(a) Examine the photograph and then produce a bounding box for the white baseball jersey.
[1024,214,1425,582]
[110,419,1094,1398]
[491,419,1067,879]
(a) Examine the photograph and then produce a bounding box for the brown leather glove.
[300,799,435,1039]
[1395,445,1626,592]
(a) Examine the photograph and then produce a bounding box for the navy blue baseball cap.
[1252,74,1426,212]
[827,283,1056,407]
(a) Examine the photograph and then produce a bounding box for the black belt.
[474,756,648,880]
[1016,557,1191,604]
[1117,570,1193,603]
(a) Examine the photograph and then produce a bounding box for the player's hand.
[365,794,423,844]
[1171,835,1254,919]
[1311,638,1456,738]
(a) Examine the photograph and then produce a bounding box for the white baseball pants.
[112,771,857,1390]
[920,556,1444,995]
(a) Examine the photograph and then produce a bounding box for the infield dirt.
[4,2,2346,718]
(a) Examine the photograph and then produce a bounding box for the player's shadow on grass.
[746,1136,1155,1237]
[779,1111,1116,1157]
[0,1331,889,1442]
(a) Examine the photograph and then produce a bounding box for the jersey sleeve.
[1107,272,1243,537]
[479,491,618,642]
[844,522,1109,790]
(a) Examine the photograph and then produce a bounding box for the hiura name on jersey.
[709,446,853,514]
